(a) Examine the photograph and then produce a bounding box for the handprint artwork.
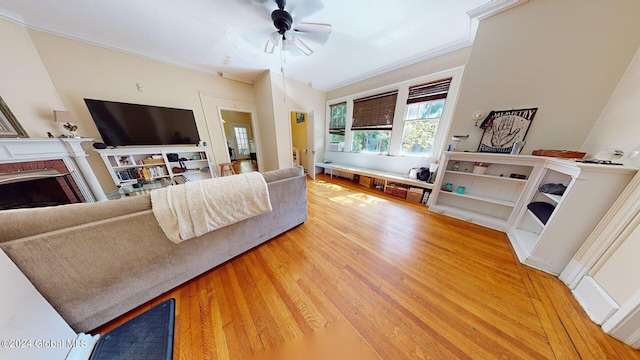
[478,108,537,153]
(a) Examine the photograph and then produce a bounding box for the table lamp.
[54,110,79,138]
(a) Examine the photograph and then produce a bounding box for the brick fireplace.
[0,159,85,210]
[0,138,106,209]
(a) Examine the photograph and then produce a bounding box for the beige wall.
[594,223,640,305]
[582,46,640,163]
[327,46,471,100]
[28,29,255,191]
[262,70,326,171]
[0,19,65,137]
[585,46,640,306]
[449,0,640,154]
[253,71,279,171]
[282,74,326,171]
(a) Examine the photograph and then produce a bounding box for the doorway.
[199,93,260,175]
[290,110,314,178]
[220,109,258,174]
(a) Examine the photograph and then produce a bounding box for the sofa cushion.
[0,195,151,242]
[262,166,304,183]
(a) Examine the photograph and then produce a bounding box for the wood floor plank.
[218,263,262,357]
[93,174,640,360]
[254,243,326,333]
[231,255,284,350]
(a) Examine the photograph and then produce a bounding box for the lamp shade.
[53,110,76,123]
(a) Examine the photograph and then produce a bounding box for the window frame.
[328,102,347,143]
[325,67,463,161]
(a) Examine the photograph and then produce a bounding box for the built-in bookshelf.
[429,152,637,275]
[95,146,213,197]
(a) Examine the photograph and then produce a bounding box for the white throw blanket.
[150,172,272,243]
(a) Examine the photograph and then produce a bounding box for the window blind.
[329,102,346,135]
[407,78,452,104]
[352,91,398,131]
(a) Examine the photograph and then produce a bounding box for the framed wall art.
[0,96,29,138]
[477,107,537,153]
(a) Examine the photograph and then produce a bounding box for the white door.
[306,111,316,180]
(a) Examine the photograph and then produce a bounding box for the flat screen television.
[84,99,200,147]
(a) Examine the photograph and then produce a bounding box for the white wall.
[0,18,66,137]
[0,250,77,360]
[449,0,640,155]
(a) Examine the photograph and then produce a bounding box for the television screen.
[84,99,200,147]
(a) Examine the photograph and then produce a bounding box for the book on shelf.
[173,175,188,185]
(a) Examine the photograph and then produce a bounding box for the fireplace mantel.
[0,138,106,202]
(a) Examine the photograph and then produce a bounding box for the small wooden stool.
[219,163,236,176]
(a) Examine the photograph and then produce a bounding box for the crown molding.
[324,38,473,92]
[0,8,256,85]
[0,0,529,93]
[0,6,24,25]
[467,0,529,20]
[324,0,529,92]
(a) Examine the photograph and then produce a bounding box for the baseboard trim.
[559,259,589,289]
[573,276,619,325]
[524,254,563,276]
[603,289,640,349]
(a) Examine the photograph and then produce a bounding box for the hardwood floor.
[232,159,258,174]
[93,174,640,359]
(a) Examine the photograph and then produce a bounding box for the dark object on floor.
[527,202,556,225]
[90,298,175,360]
[539,183,567,195]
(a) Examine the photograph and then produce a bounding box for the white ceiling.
[0,0,522,91]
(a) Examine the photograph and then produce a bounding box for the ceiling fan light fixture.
[265,39,276,54]
[261,0,330,56]
[269,31,281,44]
[282,38,291,51]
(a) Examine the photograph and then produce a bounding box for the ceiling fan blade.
[288,0,324,20]
[294,36,313,56]
[294,22,332,34]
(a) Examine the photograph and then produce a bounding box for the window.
[329,102,346,143]
[400,79,451,156]
[351,91,398,154]
[233,126,249,157]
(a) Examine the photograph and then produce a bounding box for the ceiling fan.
[264,0,332,56]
